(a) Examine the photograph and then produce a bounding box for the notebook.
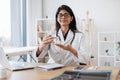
[0,47,35,71]
[37,63,64,70]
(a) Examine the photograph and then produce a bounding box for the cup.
[0,67,12,79]
[0,67,7,79]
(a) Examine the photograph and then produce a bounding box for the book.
[36,63,64,70]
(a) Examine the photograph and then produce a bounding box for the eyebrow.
[58,13,69,14]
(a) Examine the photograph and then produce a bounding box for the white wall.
[27,0,120,64]
[42,0,120,31]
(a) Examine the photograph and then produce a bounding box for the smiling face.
[57,10,73,27]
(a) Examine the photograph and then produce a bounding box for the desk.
[1,63,120,80]
[118,73,120,80]
[3,46,37,62]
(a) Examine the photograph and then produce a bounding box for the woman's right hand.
[38,34,54,52]
[42,34,54,45]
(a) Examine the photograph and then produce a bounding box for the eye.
[64,13,70,17]
[57,13,63,17]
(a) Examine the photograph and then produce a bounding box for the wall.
[42,0,120,31]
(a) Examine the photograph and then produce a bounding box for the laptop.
[0,47,35,71]
[51,70,111,80]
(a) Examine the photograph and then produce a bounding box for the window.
[0,0,27,62]
[0,0,26,47]
[0,0,11,46]
[11,0,26,47]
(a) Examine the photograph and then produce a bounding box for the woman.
[36,5,89,65]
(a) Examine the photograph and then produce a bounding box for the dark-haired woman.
[36,5,89,65]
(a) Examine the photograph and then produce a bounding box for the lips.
[60,19,68,22]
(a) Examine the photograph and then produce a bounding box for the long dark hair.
[55,5,77,33]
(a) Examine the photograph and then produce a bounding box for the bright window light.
[0,0,11,38]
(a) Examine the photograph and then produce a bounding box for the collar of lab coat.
[57,29,74,44]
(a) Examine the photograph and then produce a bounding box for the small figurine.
[105,49,109,55]
[104,37,107,41]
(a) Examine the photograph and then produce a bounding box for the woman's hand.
[37,35,54,55]
[42,35,54,45]
[40,34,54,49]
[55,43,78,57]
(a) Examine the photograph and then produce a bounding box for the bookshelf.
[98,32,120,66]
[36,18,55,63]
[36,18,55,44]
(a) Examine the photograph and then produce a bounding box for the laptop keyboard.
[10,63,24,68]
[9,62,34,71]
[51,70,111,80]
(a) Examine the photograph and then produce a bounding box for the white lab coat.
[38,29,89,65]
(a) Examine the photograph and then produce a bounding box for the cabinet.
[36,18,55,63]
[36,18,55,44]
[98,32,120,66]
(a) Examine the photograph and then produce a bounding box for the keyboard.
[51,70,111,80]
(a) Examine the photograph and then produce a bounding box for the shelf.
[36,18,55,32]
[99,55,114,57]
[98,41,114,43]
[98,32,120,66]
[35,18,55,63]
[98,57,114,66]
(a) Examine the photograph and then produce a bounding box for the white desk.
[3,46,37,62]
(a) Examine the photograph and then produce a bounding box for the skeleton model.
[81,11,95,58]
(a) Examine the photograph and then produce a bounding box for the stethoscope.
[56,32,75,45]
[49,31,75,54]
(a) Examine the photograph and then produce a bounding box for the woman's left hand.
[55,43,71,51]
[55,43,78,57]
